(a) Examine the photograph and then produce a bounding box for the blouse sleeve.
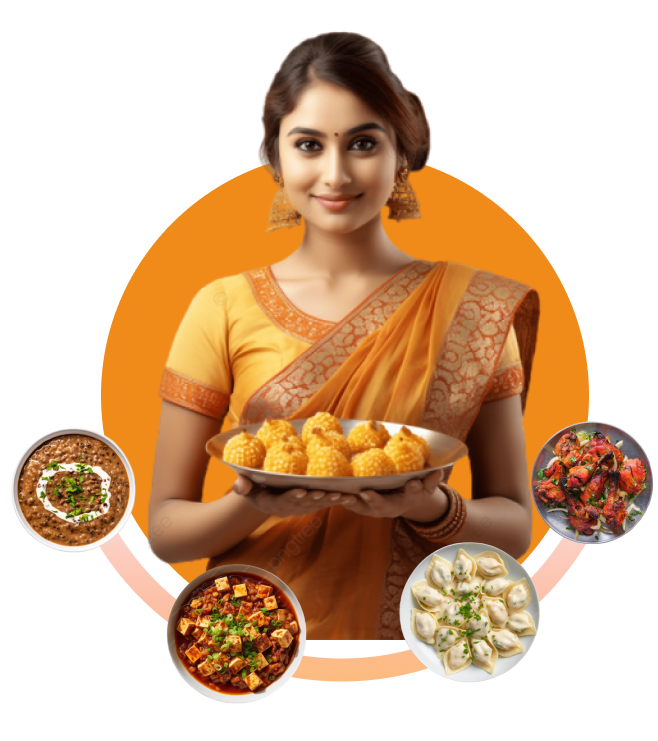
[482,324,524,403]
[159,280,232,420]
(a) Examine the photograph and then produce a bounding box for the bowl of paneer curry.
[168,565,305,701]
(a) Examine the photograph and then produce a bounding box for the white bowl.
[207,418,468,495]
[400,542,540,682]
[13,428,136,552]
[167,564,306,702]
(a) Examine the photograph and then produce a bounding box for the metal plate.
[207,418,468,495]
[399,542,539,682]
[531,421,652,544]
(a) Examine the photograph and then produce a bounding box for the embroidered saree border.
[418,271,534,441]
[483,360,524,403]
[377,271,537,639]
[377,518,439,639]
[159,368,230,420]
[240,260,435,424]
[244,267,335,344]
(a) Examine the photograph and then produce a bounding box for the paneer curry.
[175,572,300,694]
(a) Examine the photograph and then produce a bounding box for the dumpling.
[410,608,437,644]
[503,578,532,613]
[465,607,490,639]
[453,548,477,581]
[474,550,508,578]
[483,577,511,597]
[483,597,508,627]
[490,629,523,658]
[443,640,472,676]
[470,637,498,674]
[505,610,536,637]
[410,580,448,613]
[435,626,463,654]
[445,600,466,627]
[455,576,482,598]
[425,554,455,592]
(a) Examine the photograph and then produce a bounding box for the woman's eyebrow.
[287,122,385,137]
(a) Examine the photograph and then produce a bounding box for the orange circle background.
[101,165,588,584]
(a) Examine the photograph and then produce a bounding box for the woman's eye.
[296,139,322,153]
[350,137,377,152]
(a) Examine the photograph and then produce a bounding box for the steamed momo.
[411,580,445,612]
[453,549,477,581]
[484,577,511,597]
[443,640,472,676]
[410,608,438,644]
[471,638,498,674]
[483,597,508,627]
[503,578,532,613]
[465,608,490,639]
[445,600,466,627]
[490,629,523,658]
[455,576,482,598]
[435,626,462,653]
[425,554,455,592]
[474,551,508,578]
[506,610,536,636]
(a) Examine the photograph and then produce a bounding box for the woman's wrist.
[404,484,468,543]
[403,484,450,523]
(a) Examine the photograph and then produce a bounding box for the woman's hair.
[261,32,430,173]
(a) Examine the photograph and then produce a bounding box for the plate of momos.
[400,542,539,681]
[207,414,468,495]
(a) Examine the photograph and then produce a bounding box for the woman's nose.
[322,148,351,189]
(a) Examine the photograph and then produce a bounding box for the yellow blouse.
[161,263,523,425]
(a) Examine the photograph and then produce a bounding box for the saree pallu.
[160,260,539,639]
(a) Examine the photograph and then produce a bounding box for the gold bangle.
[405,485,467,543]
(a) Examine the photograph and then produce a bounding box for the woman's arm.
[148,402,269,562]
[149,402,357,562]
[453,393,532,557]
[342,395,532,558]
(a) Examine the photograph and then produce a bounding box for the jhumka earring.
[266,174,302,232]
[386,168,421,221]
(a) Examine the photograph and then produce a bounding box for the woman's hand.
[341,469,450,520]
[233,475,358,517]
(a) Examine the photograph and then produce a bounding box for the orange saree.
[161,260,539,639]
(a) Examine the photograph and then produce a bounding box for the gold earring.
[386,168,421,221]
[266,174,302,232]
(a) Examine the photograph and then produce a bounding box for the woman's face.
[278,80,400,235]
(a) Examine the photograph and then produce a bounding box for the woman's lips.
[314,194,361,212]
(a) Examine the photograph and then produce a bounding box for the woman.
[149,32,539,640]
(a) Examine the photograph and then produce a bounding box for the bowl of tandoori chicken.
[531,422,651,542]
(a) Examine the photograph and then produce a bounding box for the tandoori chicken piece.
[619,458,646,496]
[578,450,614,471]
[562,465,595,490]
[560,453,614,490]
[581,468,610,504]
[544,459,567,481]
[580,432,624,467]
[554,432,581,467]
[536,479,566,505]
[602,470,627,530]
[565,493,600,535]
